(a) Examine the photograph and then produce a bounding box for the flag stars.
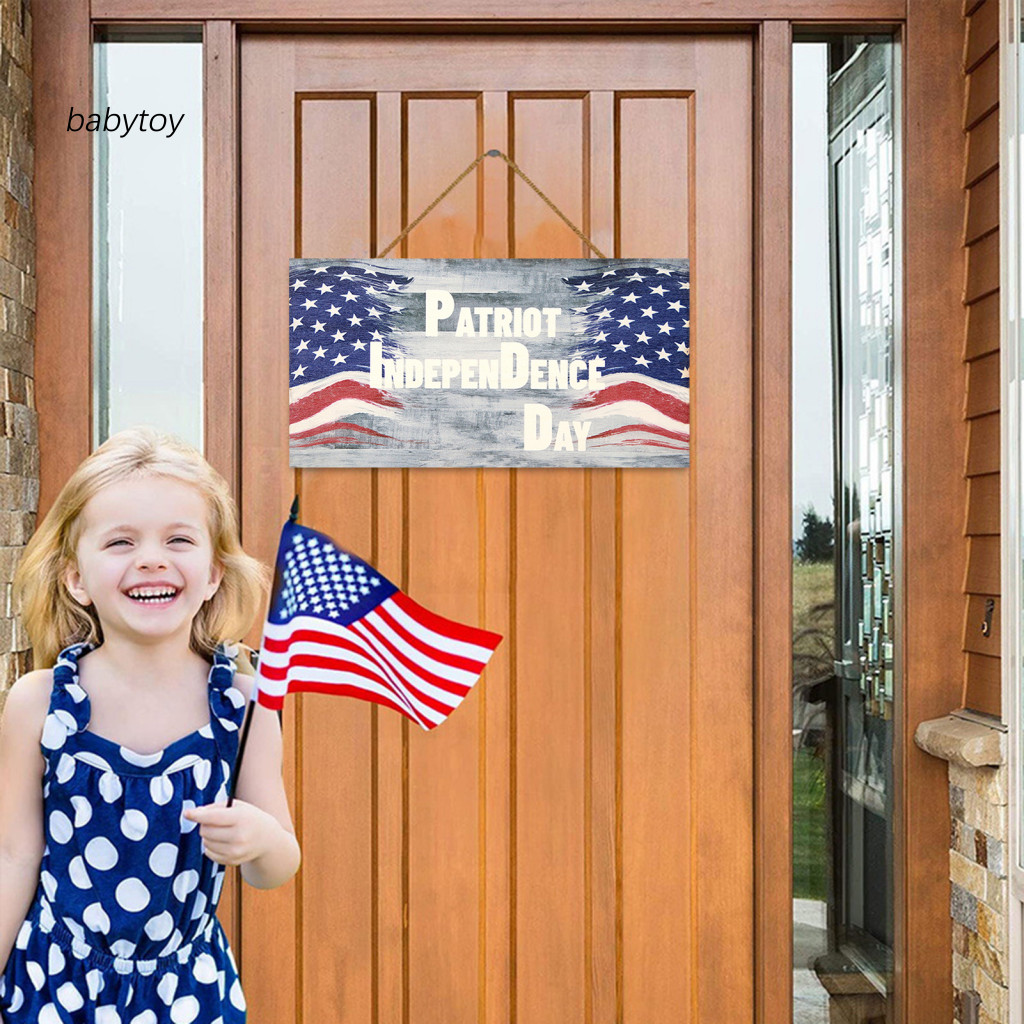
[342,291,359,302]
[351,340,367,351]
[612,340,628,352]
[633,354,651,367]
[332,330,346,342]
[634,331,651,345]
[617,316,634,328]
[639,306,657,318]
[621,292,640,303]
[649,285,666,295]
[627,272,645,282]
[327,305,342,317]
[655,348,670,361]
[291,365,307,379]
[668,300,684,312]
[313,346,327,359]
[312,320,326,333]
[348,314,363,326]
[295,339,310,353]
[658,323,675,335]
[291,279,306,291]
[317,284,334,294]
[575,280,593,291]
[290,317,303,330]
[301,298,318,310]
[332,353,347,365]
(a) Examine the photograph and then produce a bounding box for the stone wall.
[0,0,34,702]
[917,716,1008,1024]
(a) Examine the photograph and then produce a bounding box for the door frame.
[31,3,966,1022]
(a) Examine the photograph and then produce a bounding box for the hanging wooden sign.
[288,258,690,468]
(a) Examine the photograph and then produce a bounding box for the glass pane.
[92,29,203,449]
[793,35,899,1024]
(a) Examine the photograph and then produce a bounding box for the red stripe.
[261,628,449,721]
[356,617,472,698]
[290,420,396,441]
[592,438,690,450]
[263,680,428,725]
[374,603,487,674]
[589,423,690,443]
[571,382,690,424]
[259,648,425,725]
[292,435,396,449]
[389,592,503,650]
[350,621,464,714]
[289,380,401,423]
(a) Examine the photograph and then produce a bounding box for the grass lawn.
[792,559,832,903]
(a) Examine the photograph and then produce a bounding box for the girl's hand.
[182,800,280,867]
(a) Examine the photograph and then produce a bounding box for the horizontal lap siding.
[961,1,1000,716]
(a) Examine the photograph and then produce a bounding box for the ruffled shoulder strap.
[207,642,248,765]
[40,642,96,757]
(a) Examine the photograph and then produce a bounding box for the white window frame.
[1001,0,1024,1019]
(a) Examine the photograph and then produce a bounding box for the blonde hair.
[15,426,271,668]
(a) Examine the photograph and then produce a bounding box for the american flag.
[289,263,412,448]
[254,519,503,730]
[563,265,690,451]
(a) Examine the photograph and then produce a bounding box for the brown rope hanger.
[375,149,607,260]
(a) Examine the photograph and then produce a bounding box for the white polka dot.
[225,687,245,709]
[57,981,85,1011]
[213,782,228,804]
[193,760,212,790]
[216,969,226,999]
[68,855,92,889]
[86,968,105,999]
[84,835,118,870]
[158,929,183,957]
[75,751,113,772]
[130,1012,158,1024]
[229,978,246,1009]
[41,715,67,751]
[49,810,73,844]
[143,911,173,943]
[166,754,201,775]
[96,1007,122,1024]
[38,1003,62,1024]
[56,752,76,783]
[121,809,149,841]
[218,717,239,732]
[98,771,123,802]
[14,921,30,949]
[83,901,111,935]
[192,952,218,984]
[120,747,163,767]
[157,972,179,1005]
[8,983,24,1012]
[212,870,225,904]
[116,877,151,913]
[149,842,178,877]
[40,869,58,901]
[62,916,86,945]
[109,939,137,959]
[26,960,45,990]
[170,995,200,1023]
[173,870,199,901]
[39,902,55,931]
[47,943,65,974]
[190,889,208,921]
[180,800,198,833]
[66,682,87,703]
[71,794,92,828]
[150,775,174,805]
[198,724,214,739]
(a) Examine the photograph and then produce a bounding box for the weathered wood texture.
[242,32,754,1024]
[960,0,1000,718]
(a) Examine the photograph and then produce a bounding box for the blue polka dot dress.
[0,642,249,1024]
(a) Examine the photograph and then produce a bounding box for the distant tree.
[795,505,834,563]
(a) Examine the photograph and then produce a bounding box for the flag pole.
[226,495,299,806]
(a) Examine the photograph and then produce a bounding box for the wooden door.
[241,32,753,1024]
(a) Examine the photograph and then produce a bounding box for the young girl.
[0,426,300,1023]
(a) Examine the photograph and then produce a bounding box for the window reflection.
[92,28,203,449]
[793,35,898,1024]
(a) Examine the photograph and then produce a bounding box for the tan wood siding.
[961,0,1000,717]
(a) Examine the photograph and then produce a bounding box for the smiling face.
[63,473,224,649]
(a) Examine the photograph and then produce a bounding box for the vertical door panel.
[241,33,752,1024]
